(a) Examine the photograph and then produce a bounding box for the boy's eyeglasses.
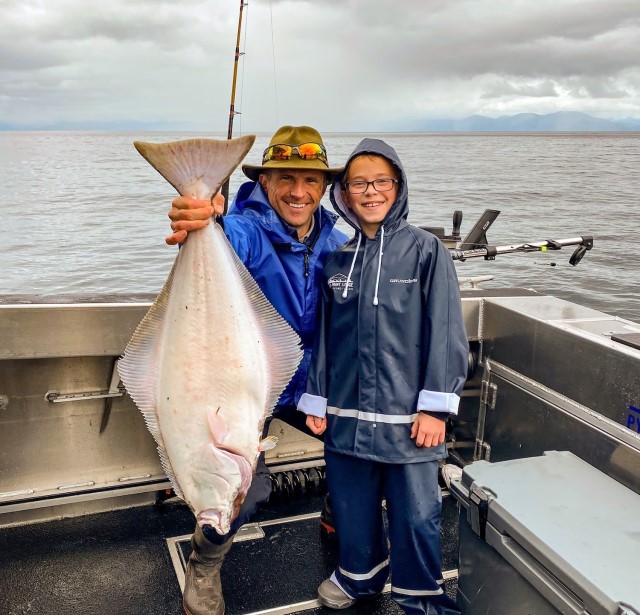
[344,178,398,194]
[262,142,328,164]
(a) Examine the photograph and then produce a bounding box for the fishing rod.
[221,0,248,212]
[450,236,594,266]
[427,210,594,266]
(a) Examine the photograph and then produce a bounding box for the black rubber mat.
[181,515,338,613]
[176,493,459,615]
[0,491,458,615]
[0,500,194,615]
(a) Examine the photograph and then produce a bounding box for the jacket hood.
[329,138,409,235]
[230,181,287,236]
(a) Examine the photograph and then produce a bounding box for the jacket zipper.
[304,251,310,277]
[304,231,320,278]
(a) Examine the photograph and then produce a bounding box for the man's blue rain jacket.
[221,180,348,407]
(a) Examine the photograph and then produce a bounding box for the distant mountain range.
[416,111,639,132]
[1,111,639,132]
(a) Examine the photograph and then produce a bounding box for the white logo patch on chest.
[328,273,354,292]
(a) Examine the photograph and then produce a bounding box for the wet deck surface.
[0,492,459,615]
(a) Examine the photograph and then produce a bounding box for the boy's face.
[342,155,398,238]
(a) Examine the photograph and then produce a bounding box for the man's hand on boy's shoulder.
[411,412,446,448]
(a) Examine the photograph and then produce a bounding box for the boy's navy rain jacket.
[222,180,348,407]
[298,139,469,463]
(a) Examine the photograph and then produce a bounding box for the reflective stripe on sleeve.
[327,407,419,424]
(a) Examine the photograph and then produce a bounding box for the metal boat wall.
[0,295,325,527]
[1,288,639,527]
[460,290,640,494]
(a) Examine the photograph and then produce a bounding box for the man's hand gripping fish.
[118,137,303,535]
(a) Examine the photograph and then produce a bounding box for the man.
[167,125,348,615]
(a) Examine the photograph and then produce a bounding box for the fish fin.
[117,259,180,451]
[219,447,253,493]
[207,406,230,445]
[133,136,256,200]
[219,230,304,418]
[158,446,185,501]
[259,435,278,452]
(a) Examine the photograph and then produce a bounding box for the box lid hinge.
[468,484,491,540]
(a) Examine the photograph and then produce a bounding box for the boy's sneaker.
[318,579,355,609]
[441,464,463,490]
[320,494,337,540]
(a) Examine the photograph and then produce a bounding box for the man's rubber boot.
[320,493,337,541]
[183,525,233,615]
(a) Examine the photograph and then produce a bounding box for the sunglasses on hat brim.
[262,142,328,165]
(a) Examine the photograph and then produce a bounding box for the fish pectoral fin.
[258,435,278,452]
[192,443,253,495]
[207,407,230,445]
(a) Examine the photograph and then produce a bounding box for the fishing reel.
[269,466,326,497]
[568,236,594,266]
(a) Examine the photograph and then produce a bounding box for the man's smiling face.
[259,169,327,239]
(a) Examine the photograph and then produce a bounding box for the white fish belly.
[156,225,270,515]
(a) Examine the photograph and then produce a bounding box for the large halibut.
[118,137,303,535]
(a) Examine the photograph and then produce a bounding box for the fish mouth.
[196,490,246,535]
[197,509,228,534]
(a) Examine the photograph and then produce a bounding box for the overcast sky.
[1,0,639,132]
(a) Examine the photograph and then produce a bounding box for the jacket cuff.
[420,411,449,422]
[297,393,327,418]
[417,389,460,415]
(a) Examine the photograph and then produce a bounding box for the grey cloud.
[480,79,560,99]
[0,1,223,52]
[565,77,635,99]
[325,0,639,82]
[1,0,639,129]
[0,39,68,71]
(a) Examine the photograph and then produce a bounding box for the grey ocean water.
[1,131,639,322]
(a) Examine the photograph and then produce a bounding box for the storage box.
[450,451,640,615]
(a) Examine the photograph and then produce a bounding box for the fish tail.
[133,136,255,200]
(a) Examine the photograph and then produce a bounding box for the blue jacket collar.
[230,180,338,246]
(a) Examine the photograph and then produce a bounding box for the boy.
[297,138,468,615]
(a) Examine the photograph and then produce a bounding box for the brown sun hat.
[242,125,343,181]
